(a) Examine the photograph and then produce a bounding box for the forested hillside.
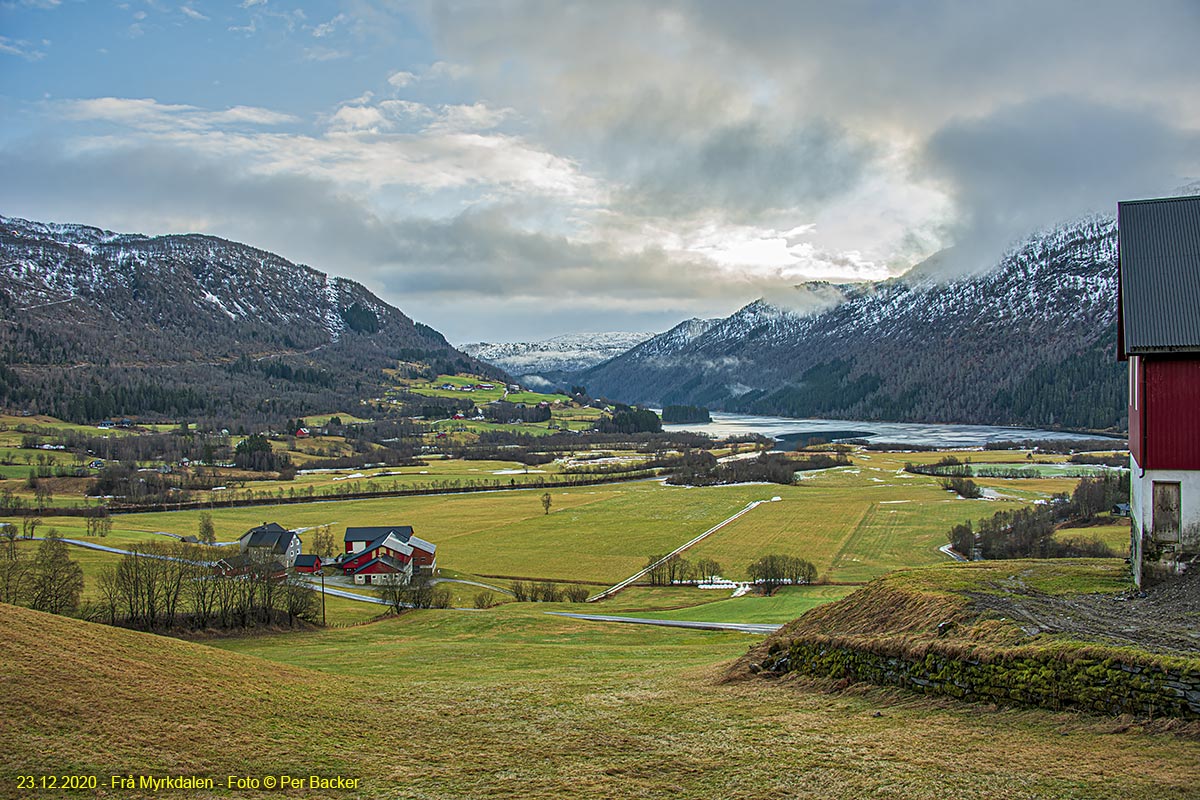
[583,217,1124,431]
[0,215,501,423]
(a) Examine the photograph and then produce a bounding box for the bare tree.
[282,573,318,625]
[0,551,32,604]
[645,554,669,586]
[21,517,40,543]
[693,558,722,582]
[0,522,17,560]
[747,554,817,596]
[309,524,336,559]
[28,533,84,615]
[562,585,589,603]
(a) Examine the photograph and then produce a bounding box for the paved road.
[28,536,214,564]
[588,497,780,602]
[547,611,781,635]
[301,580,391,606]
[939,543,969,562]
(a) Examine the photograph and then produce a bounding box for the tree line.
[89,543,319,632]
[946,473,1128,560]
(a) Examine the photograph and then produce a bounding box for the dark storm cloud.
[615,117,876,220]
[922,97,1200,271]
[427,0,1200,271]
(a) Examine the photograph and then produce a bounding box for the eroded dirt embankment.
[966,568,1200,657]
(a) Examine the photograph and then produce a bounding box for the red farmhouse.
[338,525,437,585]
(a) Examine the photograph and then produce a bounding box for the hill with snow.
[582,216,1124,431]
[0,214,498,421]
[461,331,655,387]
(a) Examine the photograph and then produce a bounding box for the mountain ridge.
[0,214,499,421]
[582,216,1124,431]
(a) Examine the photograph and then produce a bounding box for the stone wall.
[764,638,1200,718]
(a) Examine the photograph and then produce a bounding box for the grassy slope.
[4,601,1197,800]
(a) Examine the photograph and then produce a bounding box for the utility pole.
[319,569,326,626]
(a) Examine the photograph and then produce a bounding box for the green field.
[685,463,1019,583]
[617,584,857,623]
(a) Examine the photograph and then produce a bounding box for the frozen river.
[663,411,1123,449]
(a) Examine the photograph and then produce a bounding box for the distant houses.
[212,521,436,588]
[1118,195,1200,585]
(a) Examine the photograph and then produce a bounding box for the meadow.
[6,596,1197,800]
[17,443,1117,629]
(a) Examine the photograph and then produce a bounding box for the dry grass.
[3,601,1197,800]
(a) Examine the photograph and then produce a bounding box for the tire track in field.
[828,502,878,577]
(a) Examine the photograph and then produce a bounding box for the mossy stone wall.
[770,639,1200,718]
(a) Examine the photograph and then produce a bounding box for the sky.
[1,1,1198,344]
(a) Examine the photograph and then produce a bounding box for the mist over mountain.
[581,216,1124,431]
[0,215,499,422]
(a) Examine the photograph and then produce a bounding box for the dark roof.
[242,523,297,554]
[1118,195,1200,356]
[294,554,320,568]
[344,525,413,543]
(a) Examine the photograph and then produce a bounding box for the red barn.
[294,554,322,574]
[1117,195,1200,585]
[338,528,430,585]
[343,526,437,571]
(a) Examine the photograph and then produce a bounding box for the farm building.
[238,522,303,569]
[1117,195,1200,585]
[294,554,322,574]
[338,525,437,585]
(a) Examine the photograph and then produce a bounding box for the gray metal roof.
[344,525,413,542]
[1119,195,1200,354]
[243,523,296,554]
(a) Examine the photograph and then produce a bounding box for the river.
[663,411,1124,450]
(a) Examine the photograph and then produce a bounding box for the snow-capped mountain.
[582,216,1124,431]
[0,214,497,419]
[461,331,655,385]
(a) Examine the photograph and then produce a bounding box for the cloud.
[180,5,209,22]
[0,35,47,60]
[425,102,514,133]
[303,46,348,62]
[53,96,596,202]
[420,0,1200,276]
[240,0,265,7]
[311,12,346,38]
[60,97,296,131]
[0,139,732,340]
[387,70,416,88]
[922,96,1200,272]
[328,105,389,132]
